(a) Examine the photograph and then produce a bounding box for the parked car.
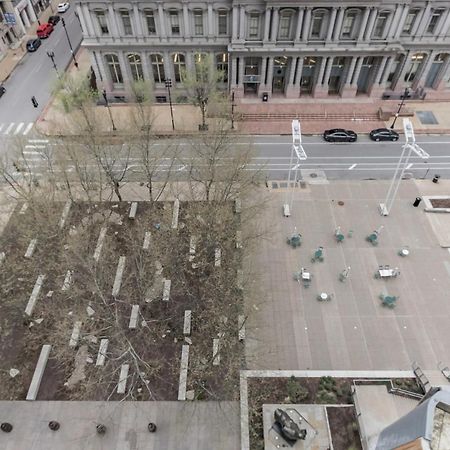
[36,23,54,39]
[323,128,357,143]
[48,15,60,25]
[26,38,41,52]
[0,85,5,98]
[57,2,70,13]
[369,128,399,142]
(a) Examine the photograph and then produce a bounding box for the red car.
[36,23,54,39]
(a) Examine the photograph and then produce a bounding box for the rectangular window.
[145,10,156,35]
[341,12,357,38]
[120,10,133,36]
[402,10,418,34]
[96,11,109,35]
[311,13,324,38]
[278,14,292,39]
[150,54,165,83]
[427,10,443,34]
[194,10,204,35]
[170,10,180,35]
[373,12,389,38]
[248,13,260,39]
[218,9,228,35]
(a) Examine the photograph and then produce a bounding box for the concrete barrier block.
[112,256,126,296]
[93,227,107,262]
[143,231,151,250]
[213,339,220,366]
[69,321,82,347]
[129,305,139,329]
[26,344,51,400]
[117,364,129,394]
[96,339,109,366]
[162,279,171,302]
[177,345,190,400]
[25,274,46,316]
[24,239,37,259]
[172,199,180,229]
[183,310,192,336]
[215,248,221,267]
[59,200,72,229]
[129,202,138,219]
[61,270,73,291]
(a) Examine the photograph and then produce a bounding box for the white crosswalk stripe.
[0,122,34,136]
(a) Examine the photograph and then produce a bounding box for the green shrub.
[319,376,336,390]
[286,376,309,403]
[316,389,338,404]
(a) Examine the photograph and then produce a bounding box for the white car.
[57,2,70,13]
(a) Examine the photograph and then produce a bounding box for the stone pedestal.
[285,86,299,98]
[340,85,358,98]
[312,85,329,98]
[369,86,387,99]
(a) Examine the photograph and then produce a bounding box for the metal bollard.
[432,174,441,183]
[413,197,422,207]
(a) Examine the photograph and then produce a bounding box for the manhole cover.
[338,201,345,206]
[310,173,318,178]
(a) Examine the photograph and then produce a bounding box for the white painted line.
[128,305,139,329]
[348,164,357,170]
[178,345,190,400]
[94,227,107,262]
[4,123,15,134]
[112,256,126,296]
[96,339,109,366]
[26,344,51,400]
[28,139,48,143]
[117,364,129,394]
[24,145,46,150]
[69,321,82,347]
[23,123,34,135]
[183,310,192,336]
[25,274,45,316]
[406,163,413,169]
[59,200,72,229]
[14,123,25,135]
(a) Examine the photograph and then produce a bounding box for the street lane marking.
[28,139,49,143]
[23,123,34,135]
[25,145,46,149]
[4,123,15,134]
[14,123,24,135]
[348,164,357,170]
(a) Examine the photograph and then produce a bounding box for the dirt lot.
[430,198,450,208]
[0,200,243,401]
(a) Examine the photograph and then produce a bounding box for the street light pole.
[231,91,235,130]
[390,87,409,129]
[61,17,79,69]
[102,89,117,131]
[46,50,60,79]
[165,79,175,131]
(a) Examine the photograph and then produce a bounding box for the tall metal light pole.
[46,50,60,79]
[102,89,117,131]
[61,17,79,69]
[379,118,429,216]
[231,91,235,130]
[165,78,175,131]
[283,119,307,217]
[390,87,409,129]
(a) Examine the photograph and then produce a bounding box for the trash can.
[262,92,268,102]
[413,197,422,207]
[432,174,441,183]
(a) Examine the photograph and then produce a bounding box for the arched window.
[425,53,448,87]
[278,9,294,40]
[150,54,165,83]
[105,54,123,84]
[341,9,361,39]
[405,53,426,83]
[310,9,328,39]
[172,53,186,82]
[128,53,144,81]
[216,53,228,82]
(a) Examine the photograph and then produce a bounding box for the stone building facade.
[75,0,450,102]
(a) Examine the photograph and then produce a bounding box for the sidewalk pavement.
[36,46,450,136]
[0,0,60,83]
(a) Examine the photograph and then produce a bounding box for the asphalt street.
[7,134,450,182]
[0,6,82,136]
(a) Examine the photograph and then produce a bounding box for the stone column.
[91,51,105,84]
[413,51,435,89]
[322,57,333,87]
[326,8,337,42]
[294,8,304,42]
[381,57,394,85]
[375,56,389,84]
[207,4,214,37]
[294,56,304,86]
[434,55,450,90]
[163,51,172,82]
[351,57,364,86]
[117,51,130,85]
[239,5,245,40]
[333,7,345,40]
[258,56,268,95]
[82,5,96,36]
[286,57,298,97]
[438,9,450,40]
[76,5,89,36]
[394,5,410,39]
[341,57,358,98]
[22,9,30,29]
[141,51,151,81]
[313,56,328,97]
[238,56,245,92]
[266,57,274,95]
[415,2,432,38]
[369,56,389,98]
[26,1,37,22]
[388,4,403,39]
[157,4,167,40]
[232,5,239,40]
[263,8,271,42]
[270,7,279,41]
[133,5,143,37]
[393,51,411,91]
[364,7,378,41]
[230,56,238,87]
[302,7,311,41]
[183,4,190,38]
[108,5,120,38]
[358,8,371,42]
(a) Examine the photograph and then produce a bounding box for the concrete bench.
[61,270,73,291]
[93,227,107,262]
[177,345,190,400]
[129,202,138,219]
[212,339,220,366]
[172,199,180,229]
[59,200,72,229]
[24,239,37,259]
[112,256,126,296]
[238,315,246,341]
[117,364,129,394]
[183,310,192,336]
[69,321,82,347]
[215,248,221,267]
[129,305,139,329]
[25,274,45,316]
[162,279,171,302]
[142,231,151,250]
[26,344,51,400]
[96,339,109,366]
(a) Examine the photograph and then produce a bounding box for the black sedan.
[26,38,41,52]
[48,15,60,25]
[369,128,399,142]
[323,128,357,142]
[0,85,5,98]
